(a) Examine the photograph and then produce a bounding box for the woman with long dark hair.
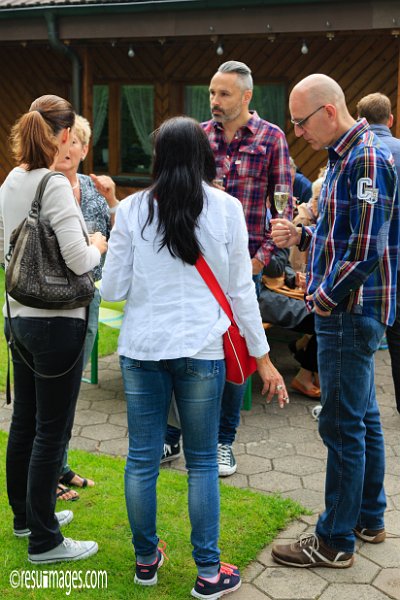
[100,116,288,598]
[0,95,107,564]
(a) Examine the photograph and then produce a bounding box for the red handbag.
[195,256,257,385]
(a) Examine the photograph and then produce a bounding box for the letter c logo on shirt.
[357,177,379,204]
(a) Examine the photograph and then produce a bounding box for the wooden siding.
[85,33,399,182]
[0,45,70,181]
[0,33,398,185]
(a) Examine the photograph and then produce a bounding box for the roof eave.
[0,0,366,21]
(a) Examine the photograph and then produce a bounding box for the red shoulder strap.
[195,255,234,322]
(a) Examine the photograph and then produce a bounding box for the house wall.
[0,45,70,181]
[0,33,397,188]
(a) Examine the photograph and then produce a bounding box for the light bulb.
[128,45,135,58]
[301,41,308,55]
[216,43,224,56]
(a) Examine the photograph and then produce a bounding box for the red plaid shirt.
[202,111,293,265]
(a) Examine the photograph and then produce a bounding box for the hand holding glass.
[274,184,290,216]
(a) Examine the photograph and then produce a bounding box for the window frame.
[91,81,155,181]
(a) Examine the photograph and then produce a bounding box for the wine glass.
[274,184,291,216]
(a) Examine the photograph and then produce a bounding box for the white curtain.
[92,85,109,146]
[122,85,154,157]
[185,86,210,123]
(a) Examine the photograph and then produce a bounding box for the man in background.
[289,156,312,204]
[163,60,293,477]
[357,92,400,415]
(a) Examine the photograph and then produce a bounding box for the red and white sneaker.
[134,540,168,586]
[191,562,241,599]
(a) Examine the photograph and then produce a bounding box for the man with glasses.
[271,74,399,568]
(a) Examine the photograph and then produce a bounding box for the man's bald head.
[290,74,346,112]
[289,74,355,150]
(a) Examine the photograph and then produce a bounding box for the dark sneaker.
[28,537,98,564]
[134,542,168,586]
[272,533,354,568]
[217,444,237,477]
[14,510,74,537]
[354,525,386,544]
[191,562,241,599]
[161,443,181,464]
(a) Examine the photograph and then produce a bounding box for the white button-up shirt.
[100,183,269,361]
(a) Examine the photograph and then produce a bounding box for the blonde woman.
[54,115,117,498]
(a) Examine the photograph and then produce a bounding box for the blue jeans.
[5,316,86,554]
[253,272,262,298]
[218,271,262,444]
[166,381,246,447]
[387,270,400,412]
[315,313,386,553]
[166,272,260,448]
[82,287,101,369]
[218,381,247,445]
[120,356,225,576]
[60,288,102,477]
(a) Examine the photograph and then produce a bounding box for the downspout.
[45,12,81,112]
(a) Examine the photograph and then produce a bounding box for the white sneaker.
[217,444,237,477]
[14,510,74,538]
[312,405,322,420]
[28,537,98,564]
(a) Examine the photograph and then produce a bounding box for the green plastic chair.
[83,297,125,384]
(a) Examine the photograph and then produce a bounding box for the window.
[184,83,286,129]
[120,85,154,173]
[92,84,154,175]
[185,85,211,123]
[93,85,109,171]
[252,84,286,130]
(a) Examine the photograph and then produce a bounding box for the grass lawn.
[0,430,305,599]
[0,269,119,392]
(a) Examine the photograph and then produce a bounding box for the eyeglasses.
[290,105,325,129]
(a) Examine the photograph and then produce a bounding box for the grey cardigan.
[0,167,101,319]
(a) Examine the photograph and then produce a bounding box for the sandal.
[59,469,94,488]
[291,377,321,399]
[56,483,79,502]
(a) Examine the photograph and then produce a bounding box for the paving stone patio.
[1,328,399,599]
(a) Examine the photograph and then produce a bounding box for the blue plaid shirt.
[299,118,399,326]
